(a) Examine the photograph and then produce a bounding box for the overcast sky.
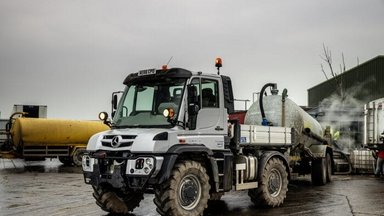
[0,0,383,120]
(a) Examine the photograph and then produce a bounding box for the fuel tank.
[244,95,324,142]
[11,118,109,146]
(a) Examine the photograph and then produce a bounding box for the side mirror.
[111,91,123,115]
[112,94,118,110]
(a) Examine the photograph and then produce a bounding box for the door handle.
[215,126,224,131]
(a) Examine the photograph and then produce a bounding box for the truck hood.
[86,128,178,153]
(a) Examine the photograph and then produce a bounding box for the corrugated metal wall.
[308,56,384,106]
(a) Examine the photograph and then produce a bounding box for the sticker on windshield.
[138,69,156,76]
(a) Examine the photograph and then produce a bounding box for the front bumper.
[82,152,163,190]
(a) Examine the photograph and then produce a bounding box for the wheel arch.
[258,151,291,180]
[156,144,219,189]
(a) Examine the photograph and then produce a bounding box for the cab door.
[189,77,226,136]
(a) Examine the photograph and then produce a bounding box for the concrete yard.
[1,158,383,216]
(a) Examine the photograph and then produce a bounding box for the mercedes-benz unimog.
[82,59,333,215]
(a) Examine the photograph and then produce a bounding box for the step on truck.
[82,59,333,215]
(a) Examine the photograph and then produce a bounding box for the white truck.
[82,60,333,215]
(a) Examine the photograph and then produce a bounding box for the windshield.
[113,78,186,128]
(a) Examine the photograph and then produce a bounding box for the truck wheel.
[72,149,84,167]
[92,185,143,214]
[154,160,210,216]
[326,153,332,183]
[311,157,327,186]
[248,157,288,207]
[58,156,72,166]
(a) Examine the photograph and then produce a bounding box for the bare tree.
[320,43,347,102]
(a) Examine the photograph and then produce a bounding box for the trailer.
[1,112,109,166]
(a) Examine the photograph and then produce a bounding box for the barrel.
[11,118,109,146]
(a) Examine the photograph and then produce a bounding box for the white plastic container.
[350,149,375,173]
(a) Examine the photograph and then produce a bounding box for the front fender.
[156,144,215,185]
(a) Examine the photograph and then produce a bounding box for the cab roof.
[123,68,192,85]
[123,68,221,85]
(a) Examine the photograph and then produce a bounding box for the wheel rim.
[73,150,83,166]
[178,174,202,210]
[268,168,282,197]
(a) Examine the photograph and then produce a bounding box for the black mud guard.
[156,144,219,187]
[258,151,291,180]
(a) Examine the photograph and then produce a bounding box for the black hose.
[303,128,328,144]
[6,112,26,132]
[259,83,277,125]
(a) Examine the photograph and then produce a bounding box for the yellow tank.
[11,118,109,147]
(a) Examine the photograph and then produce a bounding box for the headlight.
[126,157,157,176]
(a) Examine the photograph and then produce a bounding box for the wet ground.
[1,158,383,216]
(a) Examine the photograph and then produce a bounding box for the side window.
[191,78,201,108]
[201,79,219,108]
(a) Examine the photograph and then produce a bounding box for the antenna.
[167,56,173,66]
[161,56,173,71]
[162,56,173,70]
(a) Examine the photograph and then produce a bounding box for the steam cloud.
[317,76,375,152]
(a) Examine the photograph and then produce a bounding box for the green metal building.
[308,55,384,107]
[307,55,384,149]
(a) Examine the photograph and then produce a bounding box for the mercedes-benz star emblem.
[111,135,122,148]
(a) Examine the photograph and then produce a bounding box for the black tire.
[72,148,84,167]
[154,160,210,216]
[326,153,332,183]
[311,157,327,186]
[58,156,72,166]
[248,157,288,208]
[92,185,143,214]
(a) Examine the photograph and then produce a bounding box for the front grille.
[101,141,133,147]
[103,135,137,139]
[101,135,136,148]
